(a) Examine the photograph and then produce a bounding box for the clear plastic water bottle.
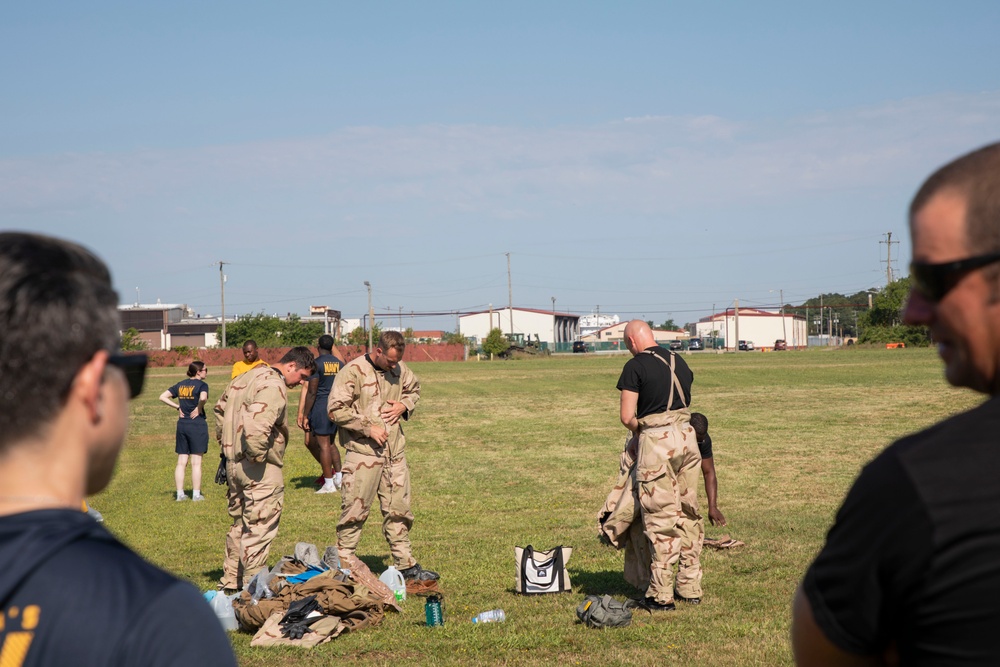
[472,609,506,624]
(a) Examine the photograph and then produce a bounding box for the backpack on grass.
[576,595,632,629]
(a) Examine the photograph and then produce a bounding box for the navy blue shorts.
[308,398,338,437]
[176,418,209,455]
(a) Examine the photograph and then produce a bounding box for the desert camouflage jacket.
[214,364,289,467]
[327,354,419,458]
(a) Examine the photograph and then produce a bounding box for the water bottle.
[425,594,444,627]
[378,565,406,602]
[472,609,505,624]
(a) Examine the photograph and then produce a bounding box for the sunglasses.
[909,252,1000,302]
[108,353,148,399]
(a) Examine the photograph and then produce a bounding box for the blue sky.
[4,2,1000,330]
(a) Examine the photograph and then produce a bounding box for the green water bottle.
[425,594,444,627]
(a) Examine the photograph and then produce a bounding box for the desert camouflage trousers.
[635,411,702,603]
[220,458,284,590]
[336,449,416,569]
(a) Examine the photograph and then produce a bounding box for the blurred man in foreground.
[793,142,1000,664]
[0,232,236,666]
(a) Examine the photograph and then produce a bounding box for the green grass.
[96,348,981,666]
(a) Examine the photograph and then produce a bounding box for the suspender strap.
[643,349,689,409]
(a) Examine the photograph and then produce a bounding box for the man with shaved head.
[617,320,700,611]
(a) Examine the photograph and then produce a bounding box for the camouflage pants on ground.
[220,458,284,590]
[635,411,702,603]
[336,449,416,569]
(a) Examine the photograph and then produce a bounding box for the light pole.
[364,281,373,350]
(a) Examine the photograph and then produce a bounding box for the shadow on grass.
[568,568,640,597]
[289,475,321,490]
[202,567,225,582]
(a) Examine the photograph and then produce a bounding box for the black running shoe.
[400,563,440,581]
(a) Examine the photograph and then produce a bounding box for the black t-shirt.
[698,433,713,459]
[803,395,1000,663]
[616,346,693,417]
[0,509,237,667]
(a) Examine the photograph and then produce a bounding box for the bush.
[482,328,510,357]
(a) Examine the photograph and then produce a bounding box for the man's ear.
[72,350,109,423]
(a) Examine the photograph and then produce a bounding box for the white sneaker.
[176,493,189,502]
[316,480,337,494]
[333,472,343,490]
[192,492,205,502]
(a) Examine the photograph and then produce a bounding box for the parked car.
[668,340,683,351]
[774,339,787,350]
[572,341,588,353]
[738,340,754,351]
[688,338,703,351]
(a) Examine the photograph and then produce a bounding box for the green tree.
[120,327,148,351]
[481,328,510,357]
[858,278,930,346]
[346,322,382,347]
[442,330,470,345]
[657,319,678,331]
[218,312,324,348]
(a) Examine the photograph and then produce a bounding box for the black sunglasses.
[910,252,1000,302]
[108,353,148,399]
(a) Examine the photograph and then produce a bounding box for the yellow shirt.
[231,359,268,379]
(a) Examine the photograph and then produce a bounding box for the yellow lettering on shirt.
[178,386,195,399]
[0,632,33,667]
[0,606,40,667]
[324,362,340,374]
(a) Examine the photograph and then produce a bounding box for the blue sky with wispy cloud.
[3,2,999,326]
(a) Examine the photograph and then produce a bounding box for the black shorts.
[308,398,338,437]
[176,419,209,455]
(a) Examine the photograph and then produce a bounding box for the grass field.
[98,347,981,666]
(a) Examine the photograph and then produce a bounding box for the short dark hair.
[242,340,258,350]
[278,346,315,370]
[911,142,1000,255]
[187,360,205,378]
[0,233,120,452]
[378,330,405,352]
[690,412,709,438]
[318,334,335,351]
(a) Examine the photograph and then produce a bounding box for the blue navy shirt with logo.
[309,353,345,436]
[0,509,237,666]
[167,378,208,419]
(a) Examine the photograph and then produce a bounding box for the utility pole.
[219,261,228,347]
[399,306,403,332]
[734,299,739,351]
[364,280,373,350]
[880,232,899,286]
[551,296,556,345]
[506,252,513,337]
[712,302,716,349]
[819,294,824,345]
[780,288,786,343]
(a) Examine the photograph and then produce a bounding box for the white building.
[459,307,580,347]
[582,322,686,345]
[579,313,620,338]
[693,308,807,350]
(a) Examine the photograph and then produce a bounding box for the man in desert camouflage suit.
[215,346,315,591]
[328,330,439,581]
[617,320,701,611]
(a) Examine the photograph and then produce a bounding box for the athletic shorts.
[309,398,338,437]
[176,418,209,455]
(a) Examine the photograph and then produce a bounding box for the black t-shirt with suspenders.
[616,346,693,418]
